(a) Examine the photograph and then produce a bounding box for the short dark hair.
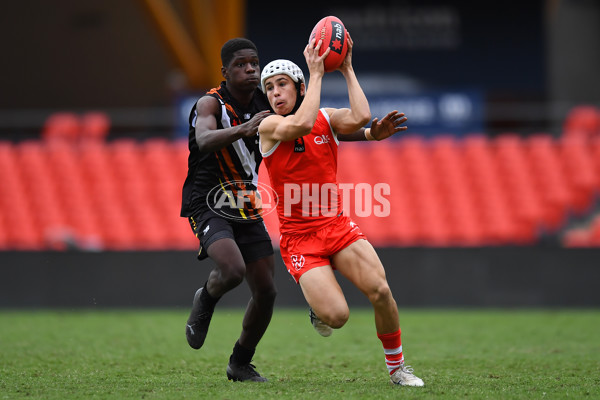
[221,38,258,67]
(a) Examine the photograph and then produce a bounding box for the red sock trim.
[377,329,401,348]
[377,329,403,375]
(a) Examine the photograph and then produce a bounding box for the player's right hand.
[242,110,272,137]
[305,39,329,77]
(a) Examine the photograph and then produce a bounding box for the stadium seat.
[494,135,542,243]
[42,112,81,142]
[559,136,598,215]
[142,139,180,212]
[562,228,592,247]
[366,140,419,246]
[395,136,449,245]
[16,142,74,241]
[527,134,571,230]
[80,111,110,142]
[462,136,517,244]
[563,105,600,138]
[430,136,486,245]
[589,216,600,246]
[4,130,600,250]
[0,147,45,249]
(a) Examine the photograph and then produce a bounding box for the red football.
[309,16,348,72]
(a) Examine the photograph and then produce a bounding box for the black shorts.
[188,213,273,263]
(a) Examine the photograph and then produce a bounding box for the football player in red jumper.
[258,34,424,387]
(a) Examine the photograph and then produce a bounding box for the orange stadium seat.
[0,142,45,249]
[562,228,592,247]
[365,140,419,246]
[590,137,600,187]
[563,105,600,139]
[17,142,73,241]
[430,136,485,245]
[494,134,542,243]
[42,112,81,142]
[462,135,515,243]
[394,136,450,245]
[589,216,600,245]
[80,111,110,142]
[527,134,571,230]
[2,130,600,250]
[145,139,196,249]
[559,136,598,215]
[337,142,392,245]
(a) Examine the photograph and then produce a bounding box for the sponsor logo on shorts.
[291,254,305,271]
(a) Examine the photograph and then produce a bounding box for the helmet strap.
[285,81,304,116]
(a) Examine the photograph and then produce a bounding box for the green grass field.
[1,308,599,399]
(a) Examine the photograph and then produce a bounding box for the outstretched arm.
[338,111,408,141]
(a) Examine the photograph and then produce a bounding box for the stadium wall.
[1,248,599,309]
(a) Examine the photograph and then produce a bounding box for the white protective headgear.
[260,59,305,92]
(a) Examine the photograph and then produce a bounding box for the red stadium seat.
[559,136,598,215]
[0,143,45,249]
[562,228,592,247]
[462,135,515,244]
[42,112,81,142]
[563,105,600,139]
[80,111,110,142]
[4,130,600,250]
[494,134,543,243]
[589,216,600,246]
[527,134,571,231]
[430,136,486,245]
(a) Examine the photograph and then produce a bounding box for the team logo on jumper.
[291,254,305,271]
[294,137,305,152]
[207,180,278,221]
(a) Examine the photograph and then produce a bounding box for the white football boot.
[390,365,424,387]
[309,308,333,337]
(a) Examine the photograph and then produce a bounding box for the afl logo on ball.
[329,21,345,54]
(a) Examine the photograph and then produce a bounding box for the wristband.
[365,128,375,141]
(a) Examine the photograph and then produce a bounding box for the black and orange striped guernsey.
[180,82,271,222]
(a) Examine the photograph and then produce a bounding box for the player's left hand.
[338,32,353,72]
[370,110,408,141]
